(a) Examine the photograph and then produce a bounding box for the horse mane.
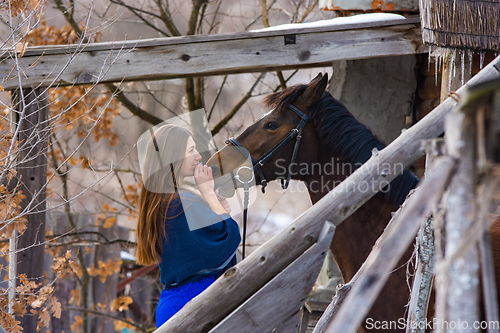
[263,84,419,206]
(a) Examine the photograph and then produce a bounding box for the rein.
[224,104,309,259]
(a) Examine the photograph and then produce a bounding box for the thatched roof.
[420,0,500,52]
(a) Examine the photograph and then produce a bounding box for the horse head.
[206,73,328,197]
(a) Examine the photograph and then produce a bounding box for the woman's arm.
[194,164,228,215]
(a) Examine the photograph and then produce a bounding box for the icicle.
[461,50,465,86]
[448,48,456,93]
[428,45,433,73]
[480,52,485,69]
[468,49,473,75]
[452,49,457,79]
[437,47,443,82]
[435,52,439,86]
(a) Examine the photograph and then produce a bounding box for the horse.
[206,73,500,332]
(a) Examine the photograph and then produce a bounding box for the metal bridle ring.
[234,166,254,184]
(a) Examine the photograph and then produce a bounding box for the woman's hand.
[194,164,215,197]
[194,164,231,215]
[219,198,231,214]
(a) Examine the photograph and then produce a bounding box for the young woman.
[135,124,241,328]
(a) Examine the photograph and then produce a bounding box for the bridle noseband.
[225,104,309,194]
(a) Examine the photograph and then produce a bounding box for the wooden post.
[435,86,482,333]
[405,138,445,333]
[474,79,500,332]
[12,88,49,332]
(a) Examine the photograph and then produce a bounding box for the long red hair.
[136,124,191,265]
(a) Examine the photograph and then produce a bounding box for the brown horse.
[206,73,500,332]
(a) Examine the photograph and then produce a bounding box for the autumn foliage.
[0,5,140,331]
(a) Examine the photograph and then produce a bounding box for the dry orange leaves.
[25,21,121,146]
[51,250,80,279]
[2,0,41,17]
[87,259,122,283]
[0,185,27,239]
[110,295,133,312]
[0,274,61,332]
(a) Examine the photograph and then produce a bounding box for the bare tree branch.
[261,0,269,27]
[62,307,148,332]
[277,71,287,89]
[105,83,163,125]
[54,0,88,41]
[211,73,265,136]
[187,0,208,35]
[207,75,228,122]
[109,0,171,37]
[298,0,319,23]
[155,0,181,36]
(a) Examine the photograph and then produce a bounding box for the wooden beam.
[0,17,425,90]
[155,55,500,333]
[12,88,49,332]
[404,139,444,333]
[208,221,335,333]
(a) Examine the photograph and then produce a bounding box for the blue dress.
[155,190,241,328]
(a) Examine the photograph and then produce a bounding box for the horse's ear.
[308,73,323,85]
[299,73,328,106]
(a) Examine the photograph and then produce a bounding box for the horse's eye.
[267,122,279,130]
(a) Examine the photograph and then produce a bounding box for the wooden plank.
[155,55,500,333]
[13,88,49,332]
[404,139,444,333]
[0,18,425,90]
[324,157,456,333]
[273,309,302,333]
[208,221,335,333]
[437,104,480,331]
[3,16,421,56]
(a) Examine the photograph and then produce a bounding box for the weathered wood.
[12,88,49,332]
[0,17,426,90]
[155,55,500,333]
[207,221,334,333]
[405,139,445,333]
[324,157,456,333]
[406,216,434,333]
[272,309,302,333]
[474,82,500,332]
[478,173,500,333]
[436,102,480,332]
[311,280,352,333]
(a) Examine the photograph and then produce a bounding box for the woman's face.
[179,136,202,179]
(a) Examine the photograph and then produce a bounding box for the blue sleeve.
[159,192,241,288]
[181,193,241,268]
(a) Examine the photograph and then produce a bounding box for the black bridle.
[224,104,309,260]
[225,104,309,194]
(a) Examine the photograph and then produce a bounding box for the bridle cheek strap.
[225,104,309,194]
[225,137,268,190]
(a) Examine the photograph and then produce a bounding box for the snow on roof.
[250,13,406,33]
